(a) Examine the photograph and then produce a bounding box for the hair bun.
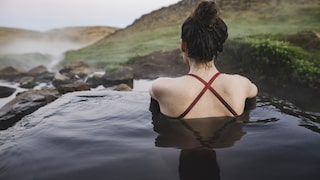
[193,1,218,26]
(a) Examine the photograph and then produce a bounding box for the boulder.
[86,72,104,88]
[19,76,36,89]
[59,61,92,79]
[28,65,55,83]
[52,73,73,88]
[0,66,26,81]
[126,49,188,79]
[102,66,134,88]
[35,72,55,83]
[57,82,91,94]
[27,65,48,75]
[0,89,60,130]
[0,86,16,98]
[286,30,320,51]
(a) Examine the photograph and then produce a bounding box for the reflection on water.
[151,102,252,180]
[0,81,25,108]
[153,114,247,150]
[179,149,220,180]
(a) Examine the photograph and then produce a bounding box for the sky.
[0,0,181,31]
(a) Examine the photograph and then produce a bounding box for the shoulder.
[149,77,185,100]
[220,73,258,98]
[220,73,248,81]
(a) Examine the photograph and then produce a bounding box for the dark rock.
[0,86,16,98]
[57,82,91,94]
[126,49,188,79]
[19,76,37,89]
[0,89,59,130]
[52,73,73,88]
[28,65,54,83]
[86,73,104,88]
[0,66,26,81]
[102,66,134,88]
[60,61,92,79]
[286,30,320,51]
[27,65,48,75]
[35,72,55,83]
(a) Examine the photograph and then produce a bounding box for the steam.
[0,38,89,71]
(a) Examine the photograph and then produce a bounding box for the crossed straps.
[177,72,238,119]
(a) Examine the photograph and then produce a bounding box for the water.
[0,82,319,180]
[0,81,26,108]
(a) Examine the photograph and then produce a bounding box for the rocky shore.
[0,61,133,130]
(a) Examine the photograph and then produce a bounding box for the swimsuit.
[177,72,238,119]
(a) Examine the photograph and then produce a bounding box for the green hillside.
[63,0,196,68]
[63,0,320,69]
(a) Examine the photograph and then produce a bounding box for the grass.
[226,3,320,37]
[63,1,320,69]
[64,25,181,68]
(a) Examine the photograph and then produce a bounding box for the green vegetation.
[63,2,319,67]
[229,35,320,88]
[225,3,320,37]
[105,64,123,72]
[63,0,319,88]
[64,25,181,68]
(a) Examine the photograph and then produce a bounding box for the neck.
[188,60,218,76]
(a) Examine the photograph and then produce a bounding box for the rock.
[126,49,188,79]
[59,61,92,79]
[0,89,59,130]
[27,65,48,75]
[35,72,55,83]
[86,72,104,88]
[0,86,16,98]
[109,84,132,91]
[102,66,134,88]
[0,66,26,81]
[52,73,72,88]
[19,76,36,89]
[57,82,91,94]
[28,65,55,83]
[286,30,320,51]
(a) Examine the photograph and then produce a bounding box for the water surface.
[0,88,319,180]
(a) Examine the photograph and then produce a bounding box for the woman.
[149,1,257,119]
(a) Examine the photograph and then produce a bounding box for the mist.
[0,38,90,70]
[0,38,88,55]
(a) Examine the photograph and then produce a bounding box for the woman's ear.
[180,40,190,66]
[181,40,187,53]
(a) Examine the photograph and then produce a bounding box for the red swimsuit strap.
[177,72,238,119]
[177,72,221,119]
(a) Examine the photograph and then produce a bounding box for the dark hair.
[181,1,228,63]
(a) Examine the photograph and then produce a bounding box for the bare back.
[150,73,257,119]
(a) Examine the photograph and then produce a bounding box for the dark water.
[0,87,320,180]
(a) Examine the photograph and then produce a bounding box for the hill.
[0,27,41,46]
[63,0,198,68]
[0,26,118,70]
[63,0,320,68]
[0,26,118,48]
